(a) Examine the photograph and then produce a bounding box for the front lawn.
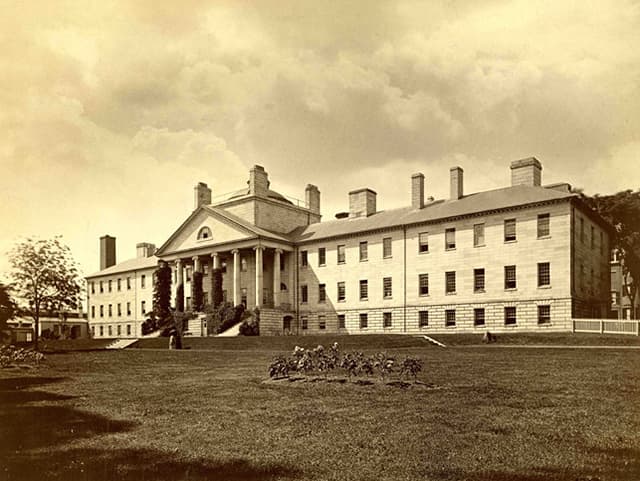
[1,340,639,480]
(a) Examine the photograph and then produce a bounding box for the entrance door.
[283,315,293,334]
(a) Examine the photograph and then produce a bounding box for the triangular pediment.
[157,207,255,255]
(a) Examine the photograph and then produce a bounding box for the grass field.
[1,336,640,481]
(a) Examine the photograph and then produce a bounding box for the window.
[127,277,131,290]
[537,214,550,238]
[473,223,485,247]
[300,250,308,267]
[337,245,346,264]
[126,325,131,336]
[445,309,456,327]
[445,271,456,294]
[600,232,604,255]
[338,314,346,329]
[203,264,209,276]
[117,278,121,291]
[127,302,131,316]
[538,262,550,287]
[445,228,456,250]
[91,326,95,337]
[383,312,392,328]
[419,310,429,327]
[141,275,146,288]
[141,301,146,314]
[418,232,429,253]
[318,247,326,266]
[474,268,485,292]
[240,259,247,272]
[337,282,346,301]
[383,237,392,258]
[108,326,112,337]
[301,285,308,303]
[538,305,551,324]
[108,280,112,292]
[100,281,104,293]
[91,282,95,294]
[318,315,326,330]
[91,306,95,318]
[301,316,308,330]
[504,219,516,242]
[474,308,485,326]
[100,305,104,317]
[591,226,595,249]
[359,280,368,300]
[580,217,585,243]
[504,265,516,289]
[108,304,112,317]
[117,303,122,317]
[318,284,326,303]
[359,241,368,261]
[197,226,212,240]
[504,306,517,325]
[117,325,121,336]
[419,274,429,296]
[611,291,620,305]
[359,313,368,329]
[383,277,392,298]
[203,292,209,307]
[99,326,104,337]
[241,288,247,307]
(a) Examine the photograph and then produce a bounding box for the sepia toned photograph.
[1,1,639,480]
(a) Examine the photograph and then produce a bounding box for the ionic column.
[254,246,264,307]
[212,252,220,270]
[273,249,282,307]
[193,256,201,273]
[232,249,240,306]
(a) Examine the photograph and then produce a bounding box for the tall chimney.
[136,242,156,258]
[100,235,116,270]
[411,173,425,209]
[450,166,464,200]
[349,188,377,218]
[248,165,269,197]
[194,182,212,209]
[511,157,542,186]
[305,184,321,215]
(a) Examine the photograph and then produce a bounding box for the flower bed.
[268,342,425,386]
[0,345,45,368]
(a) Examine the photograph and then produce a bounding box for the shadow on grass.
[5,448,302,481]
[0,376,302,481]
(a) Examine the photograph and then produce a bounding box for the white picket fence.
[573,318,640,336]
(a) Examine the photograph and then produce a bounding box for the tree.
[211,268,223,308]
[192,271,203,311]
[8,237,82,350]
[0,283,18,341]
[581,189,640,318]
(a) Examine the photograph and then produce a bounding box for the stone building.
[86,158,612,338]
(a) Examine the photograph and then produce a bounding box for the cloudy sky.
[1,0,639,280]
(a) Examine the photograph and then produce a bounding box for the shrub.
[399,357,423,382]
[192,272,204,311]
[373,352,395,381]
[239,307,260,336]
[1,345,45,368]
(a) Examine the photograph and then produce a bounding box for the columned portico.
[212,252,220,270]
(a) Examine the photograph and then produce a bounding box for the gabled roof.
[87,255,158,278]
[154,205,293,257]
[292,184,576,243]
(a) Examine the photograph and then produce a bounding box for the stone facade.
[86,160,613,338]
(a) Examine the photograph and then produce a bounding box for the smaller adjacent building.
[86,239,157,338]
[610,249,639,319]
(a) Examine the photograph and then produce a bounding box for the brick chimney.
[450,166,463,200]
[511,157,542,186]
[194,182,212,209]
[349,188,377,218]
[305,184,320,215]
[249,165,269,197]
[100,235,116,270]
[411,173,425,209]
[136,242,156,258]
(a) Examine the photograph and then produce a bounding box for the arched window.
[280,282,288,292]
[197,226,212,240]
